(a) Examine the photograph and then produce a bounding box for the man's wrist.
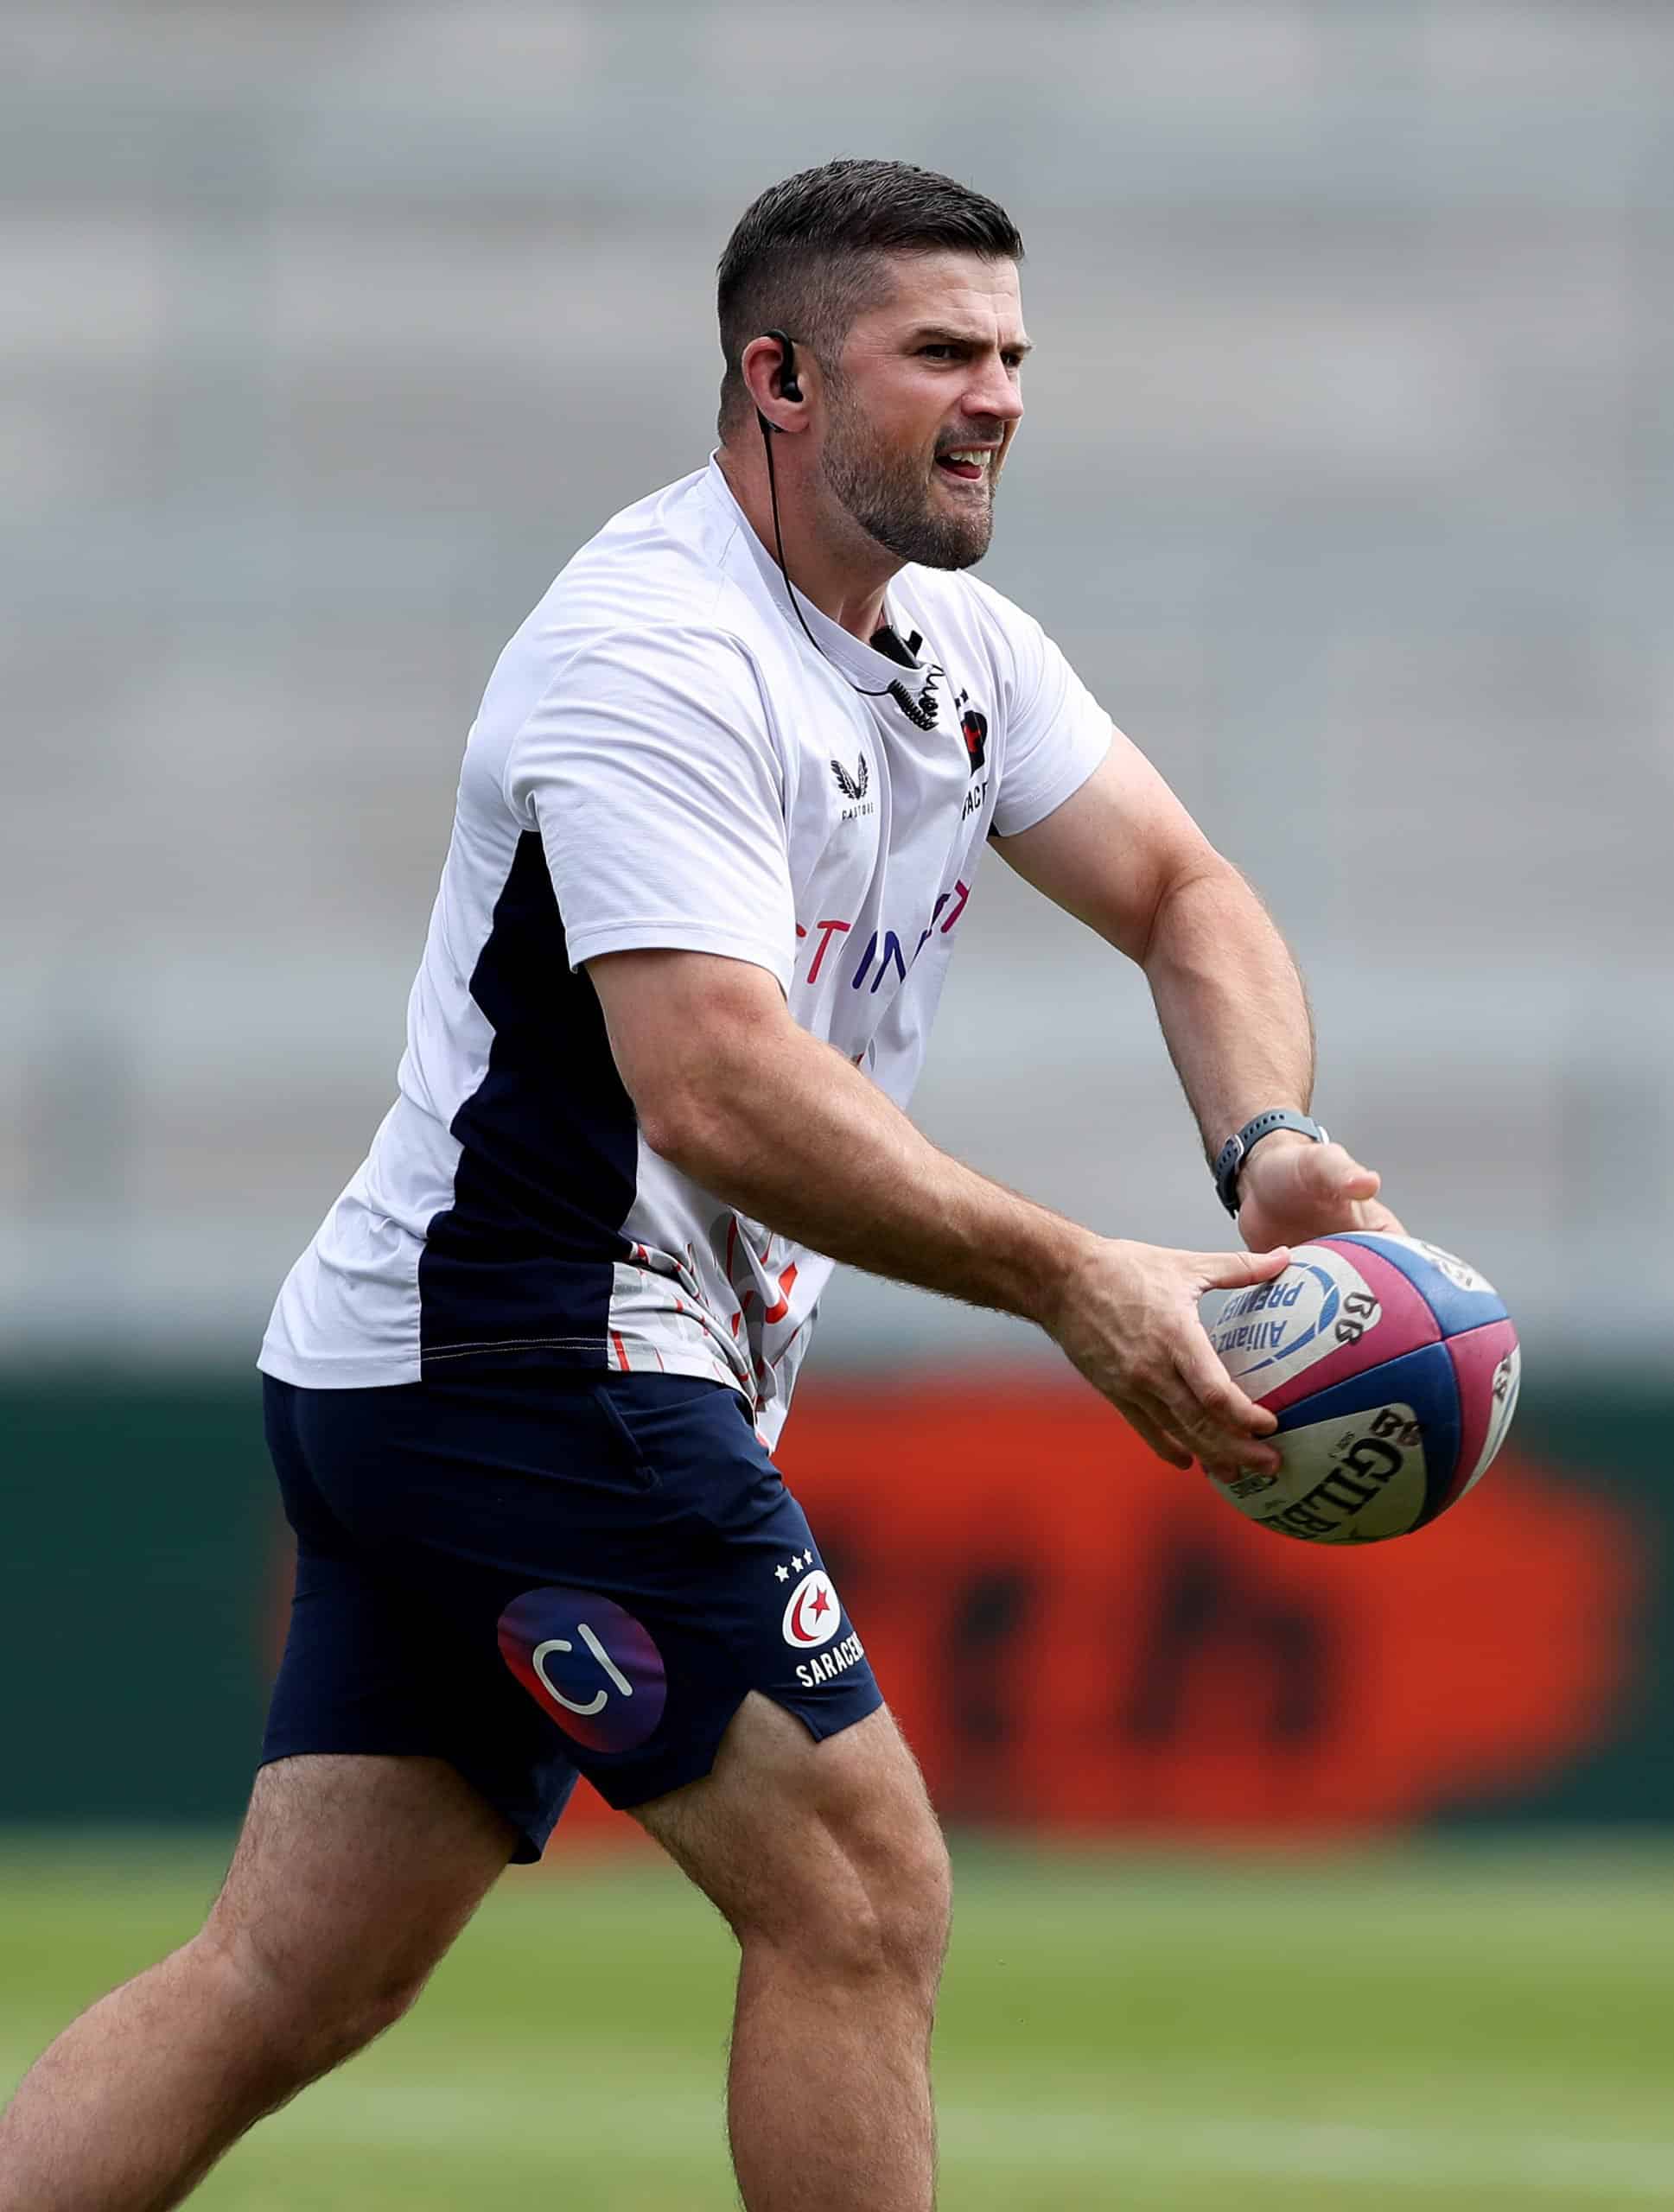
[1010,1216,1102,1337]
[1213,1110,1327,1216]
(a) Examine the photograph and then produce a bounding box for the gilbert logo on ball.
[1202,1234,1520,1545]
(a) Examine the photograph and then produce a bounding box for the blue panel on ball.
[1272,1340,1462,1503]
[1330,1234,1507,1338]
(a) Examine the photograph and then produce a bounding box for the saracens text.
[796,1631,867,1688]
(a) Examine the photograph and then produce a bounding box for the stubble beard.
[818,385,996,572]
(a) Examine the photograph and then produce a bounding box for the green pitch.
[3,1836,1671,2209]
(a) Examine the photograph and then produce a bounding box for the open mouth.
[935,447,994,484]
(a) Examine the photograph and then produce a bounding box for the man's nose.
[964,365,1024,425]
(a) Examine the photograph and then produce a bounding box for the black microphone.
[884,677,939,732]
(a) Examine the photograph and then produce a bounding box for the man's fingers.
[1173,1249,1288,1459]
[1123,1401,1193,1471]
[1196,1245,1289,1293]
[1169,1345,1281,1459]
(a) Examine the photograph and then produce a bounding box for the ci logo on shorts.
[781,1570,843,1652]
[498,1587,667,1753]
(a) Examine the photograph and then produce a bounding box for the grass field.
[3,1835,1671,2209]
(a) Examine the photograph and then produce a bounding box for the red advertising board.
[556,1372,1637,1847]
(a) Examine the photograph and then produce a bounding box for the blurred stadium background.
[3,1,1671,2204]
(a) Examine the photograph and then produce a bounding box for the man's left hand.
[1235,1132,1405,1250]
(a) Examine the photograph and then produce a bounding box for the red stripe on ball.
[1435,1319,1520,1516]
[1259,1240,1443,1414]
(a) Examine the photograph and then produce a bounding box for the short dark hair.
[716,159,1024,435]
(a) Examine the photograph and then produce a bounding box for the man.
[0,159,1397,2210]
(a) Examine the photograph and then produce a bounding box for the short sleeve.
[990,608,1113,838]
[508,626,797,990]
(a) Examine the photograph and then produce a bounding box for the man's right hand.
[1043,1237,1291,1474]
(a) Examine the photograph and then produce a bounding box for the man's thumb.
[1308,1142,1379,1197]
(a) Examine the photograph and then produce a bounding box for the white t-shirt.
[259,458,1111,1446]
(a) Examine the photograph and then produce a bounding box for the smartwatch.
[1213,1110,1328,1217]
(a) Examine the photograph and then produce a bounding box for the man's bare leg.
[0,1754,515,2212]
[639,1698,951,2212]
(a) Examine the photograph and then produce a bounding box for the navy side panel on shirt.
[418,832,640,1373]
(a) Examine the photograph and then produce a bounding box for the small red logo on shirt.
[960,707,989,775]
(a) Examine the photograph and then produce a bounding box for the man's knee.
[856,1810,952,1995]
[649,1701,952,2002]
[767,1793,949,2002]
[182,1753,511,2087]
[190,1917,426,2082]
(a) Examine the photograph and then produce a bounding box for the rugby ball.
[1202,1233,1519,1544]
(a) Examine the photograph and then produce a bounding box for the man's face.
[816,251,1028,571]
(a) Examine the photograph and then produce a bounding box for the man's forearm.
[1143,859,1316,1164]
[593,943,1292,1471]
[646,1014,1086,1328]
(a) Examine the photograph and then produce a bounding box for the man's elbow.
[1132,851,1242,970]
[633,1066,757,1186]
[590,956,780,1180]
[633,1081,714,1176]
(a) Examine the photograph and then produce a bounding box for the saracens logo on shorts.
[781,1567,844,1652]
[498,1586,667,1753]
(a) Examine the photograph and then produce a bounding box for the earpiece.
[751,325,939,729]
[763,327,802,406]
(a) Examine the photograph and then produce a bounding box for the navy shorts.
[261,1368,881,1862]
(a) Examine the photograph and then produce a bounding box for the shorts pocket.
[593,1375,750,1495]
[587,1386,664,1491]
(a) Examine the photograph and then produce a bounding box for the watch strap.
[1213,1110,1328,1216]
